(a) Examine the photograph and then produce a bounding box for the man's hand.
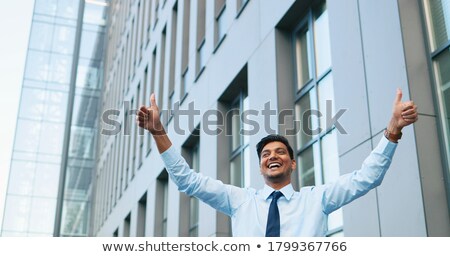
[136,93,165,135]
[387,88,418,135]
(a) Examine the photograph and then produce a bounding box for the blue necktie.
[265,191,283,237]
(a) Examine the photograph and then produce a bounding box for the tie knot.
[271,191,283,201]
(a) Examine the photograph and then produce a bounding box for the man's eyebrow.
[262,147,286,152]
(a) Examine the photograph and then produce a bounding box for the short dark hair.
[256,134,294,160]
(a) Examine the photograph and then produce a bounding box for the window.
[146,0,153,45]
[132,85,140,176]
[155,171,169,236]
[196,0,206,77]
[140,0,146,59]
[180,0,191,100]
[125,97,133,188]
[147,49,157,155]
[292,2,342,236]
[229,92,250,188]
[154,0,160,28]
[422,0,450,209]
[217,68,250,236]
[136,193,147,236]
[158,27,167,123]
[125,33,131,90]
[139,67,148,167]
[168,3,178,122]
[129,19,135,79]
[181,132,200,236]
[135,1,142,65]
[214,0,227,49]
[123,213,131,237]
[236,0,249,17]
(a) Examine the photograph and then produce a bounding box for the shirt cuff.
[374,135,397,158]
[160,145,181,168]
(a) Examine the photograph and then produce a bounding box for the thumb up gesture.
[388,88,418,135]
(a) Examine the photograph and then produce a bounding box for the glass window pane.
[14,119,42,152]
[34,0,58,16]
[189,196,199,236]
[242,95,250,145]
[314,3,331,77]
[29,198,57,233]
[318,74,334,130]
[25,50,50,81]
[38,122,65,155]
[8,161,36,196]
[52,25,76,54]
[434,48,450,154]
[72,93,100,127]
[425,0,450,50]
[44,91,68,122]
[29,22,54,51]
[49,53,73,84]
[230,107,241,151]
[218,10,226,40]
[60,200,89,236]
[198,42,206,70]
[65,166,91,199]
[321,130,339,184]
[76,59,101,88]
[298,146,315,187]
[68,127,95,159]
[192,145,200,171]
[295,27,312,89]
[19,87,46,120]
[79,30,105,60]
[243,146,251,188]
[84,1,107,25]
[33,163,60,197]
[230,153,242,187]
[2,195,31,232]
[57,0,79,20]
[295,92,312,148]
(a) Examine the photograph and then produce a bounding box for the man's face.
[259,141,296,184]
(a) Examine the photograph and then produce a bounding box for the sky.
[0,0,35,232]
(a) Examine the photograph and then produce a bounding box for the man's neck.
[265,180,291,191]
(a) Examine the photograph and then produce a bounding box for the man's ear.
[291,159,296,172]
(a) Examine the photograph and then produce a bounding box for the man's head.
[257,134,296,188]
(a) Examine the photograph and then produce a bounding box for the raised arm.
[320,89,418,214]
[136,93,172,153]
[136,93,246,216]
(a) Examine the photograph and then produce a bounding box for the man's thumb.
[150,93,157,107]
[394,88,402,103]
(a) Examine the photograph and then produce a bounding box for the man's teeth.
[269,163,281,169]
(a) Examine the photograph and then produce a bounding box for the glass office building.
[1,0,108,236]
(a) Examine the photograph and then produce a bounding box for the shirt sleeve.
[320,136,397,214]
[160,146,243,216]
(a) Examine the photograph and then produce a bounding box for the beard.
[263,168,292,183]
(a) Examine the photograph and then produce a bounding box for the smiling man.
[136,89,418,237]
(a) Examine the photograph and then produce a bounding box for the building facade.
[1,0,108,236]
[93,0,450,237]
[2,0,450,237]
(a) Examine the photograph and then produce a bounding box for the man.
[136,89,418,236]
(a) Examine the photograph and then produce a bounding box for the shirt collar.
[261,184,295,201]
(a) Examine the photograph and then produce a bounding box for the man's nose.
[269,153,278,160]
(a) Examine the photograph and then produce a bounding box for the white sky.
[0,0,35,232]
